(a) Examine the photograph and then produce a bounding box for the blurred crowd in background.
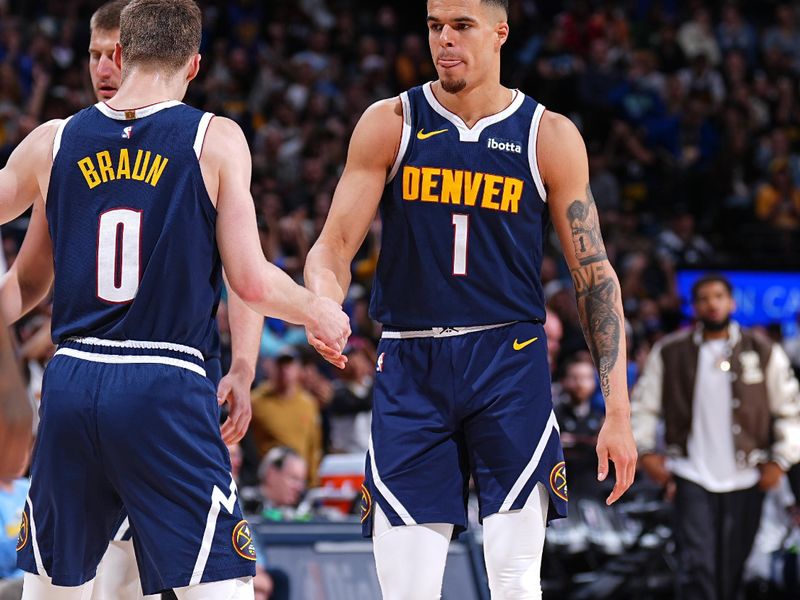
[2,0,800,595]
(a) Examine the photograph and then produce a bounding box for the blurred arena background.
[1,1,800,599]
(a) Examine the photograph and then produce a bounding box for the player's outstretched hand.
[596,413,638,505]
[306,296,351,369]
[218,369,253,444]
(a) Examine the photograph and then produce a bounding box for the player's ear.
[495,22,509,49]
[113,42,123,71]
[186,54,201,83]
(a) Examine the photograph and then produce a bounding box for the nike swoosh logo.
[417,128,448,140]
[513,337,538,351]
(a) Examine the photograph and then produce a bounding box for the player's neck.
[108,70,187,109]
[431,79,513,129]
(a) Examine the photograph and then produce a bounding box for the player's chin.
[439,74,468,94]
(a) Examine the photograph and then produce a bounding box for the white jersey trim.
[68,336,204,360]
[368,436,417,525]
[52,116,73,161]
[499,410,559,512]
[422,81,525,143]
[381,321,516,340]
[54,348,206,377]
[26,495,48,577]
[194,112,215,159]
[112,516,130,542]
[387,93,411,183]
[94,100,182,121]
[527,103,547,202]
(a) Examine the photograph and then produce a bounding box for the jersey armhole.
[194,112,215,159]
[527,104,547,202]
[386,92,412,183]
[52,116,73,161]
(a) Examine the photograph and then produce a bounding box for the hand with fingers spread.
[596,413,638,505]
[217,368,254,445]
[306,296,351,369]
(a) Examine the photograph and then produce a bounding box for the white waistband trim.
[67,337,204,360]
[54,348,206,377]
[380,321,517,339]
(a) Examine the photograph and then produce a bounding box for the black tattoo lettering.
[568,186,621,398]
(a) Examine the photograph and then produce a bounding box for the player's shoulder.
[202,116,249,159]
[359,96,403,127]
[537,110,588,183]
[538,110,583,152]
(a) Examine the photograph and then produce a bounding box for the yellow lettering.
[116,149,131,179]
[464,171,483,206]
[77,157,101,189]
[132,150,151,181]
[441,169,462,205]
[481,174,503,210]
[402,166,420,201]
[420,167,441,202]
[501,177,523,213]
[145,154,168,187]
[95,151,115,183]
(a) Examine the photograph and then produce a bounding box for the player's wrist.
[226,358,256,383]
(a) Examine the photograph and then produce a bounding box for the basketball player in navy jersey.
[0,1,349,598]
[305,0,637,597]
[0,2,267,597]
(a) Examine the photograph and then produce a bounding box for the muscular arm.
[203,117,349,351]
[540,111,636,504]
[304,98,402,303]
[0,201,54,324]
[0,120,60,224]
[541,112,628,414]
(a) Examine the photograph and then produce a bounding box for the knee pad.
[373,504,453,600]
[173,577,254,600]
[482,483,548,600]
[22,573,95,600]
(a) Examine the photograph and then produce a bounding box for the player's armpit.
[305,97,403,303]
[0,119,60,224]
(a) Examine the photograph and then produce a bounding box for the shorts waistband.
[55,337,206,377]
[380,321,519,340]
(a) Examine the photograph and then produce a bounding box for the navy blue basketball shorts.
[16,338,256,594]
[361,321,568,537]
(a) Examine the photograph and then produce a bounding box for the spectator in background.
[327,339,374,454]
[554,355,606,500]
[250,347,322,484]
[755,158,800,231]
[631,274,800,600]
[258,447,308,521]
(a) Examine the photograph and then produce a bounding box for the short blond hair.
[90,0,130,32]
[119,0,201,74]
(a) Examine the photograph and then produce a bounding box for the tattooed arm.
[538,111,637,505]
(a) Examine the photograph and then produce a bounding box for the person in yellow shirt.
[250,347,322,484]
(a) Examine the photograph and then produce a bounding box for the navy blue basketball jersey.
[370,82,549,328]
[47,101,221,357]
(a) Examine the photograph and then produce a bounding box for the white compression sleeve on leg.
[22,573,95,600]
[173,577,254,600]
[482,482,549,600]
[372,502,453,600]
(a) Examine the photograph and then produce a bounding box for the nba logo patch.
[550,462,568,501]
[231,520,257,561]
[121,126,133,139]
[376,352,385,372]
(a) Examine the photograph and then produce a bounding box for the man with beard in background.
[632,273,800,600]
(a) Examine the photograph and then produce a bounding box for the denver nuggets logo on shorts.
[16,512,28,552]
[360,483,372,523]
[231,520,257,561]
[550,461,568,501]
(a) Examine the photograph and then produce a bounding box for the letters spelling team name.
[402,166,524,214]
[77,149,169,190]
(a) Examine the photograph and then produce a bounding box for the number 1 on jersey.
[452,213,469,276]
[97,208,142,303]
